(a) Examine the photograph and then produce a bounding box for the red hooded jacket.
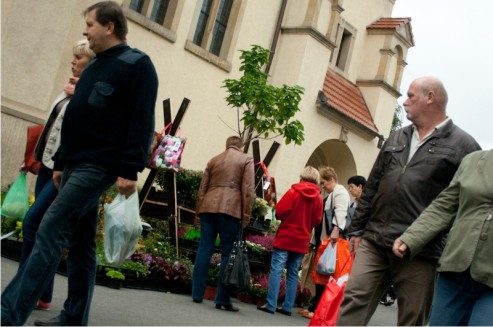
[273,181,323,254]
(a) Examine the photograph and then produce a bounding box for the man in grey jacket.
[336,76,481,326]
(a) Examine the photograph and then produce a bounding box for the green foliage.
[175,169,203,197]
[119,261,148,277]
[139,229,179,262]
[183,228,201,241]
[222,44,305,146]
[252,197,270,218]
[391,103,403,134]
[0,217,17,235]
[106,268,125,280]
[156,169,203,197]
[183,227,220,246]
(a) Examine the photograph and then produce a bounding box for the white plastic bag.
[103,192,142,265]
[316,241,337,275]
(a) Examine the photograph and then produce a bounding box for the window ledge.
[124,8,176,43]
[184,40,232,72]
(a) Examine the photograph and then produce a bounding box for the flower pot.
[204,285,217,301]
[236,293,250,303]
[254,297,266,307]
[107,279,123,290]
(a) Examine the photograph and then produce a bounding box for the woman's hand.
[19,162,28,173]
[330,226,340,243]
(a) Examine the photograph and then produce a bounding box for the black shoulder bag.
[220,223,251,292]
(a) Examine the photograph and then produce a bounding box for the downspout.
[245,0,287,153]
[265,0,288,75]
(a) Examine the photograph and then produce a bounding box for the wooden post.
[139,98,190,256]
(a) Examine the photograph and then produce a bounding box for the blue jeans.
[429,270,493,326]
[265,248,304,313]
[19,164,58,303]
[1,164,116,326]
[192,213,241,305]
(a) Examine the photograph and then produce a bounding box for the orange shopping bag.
[312,239,331,285]
[312,238,352,284]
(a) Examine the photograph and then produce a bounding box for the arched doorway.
[305,139,356,188]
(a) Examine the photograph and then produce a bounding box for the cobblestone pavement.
[1,257,397,326]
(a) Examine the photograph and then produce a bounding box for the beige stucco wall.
[1,0,407,199]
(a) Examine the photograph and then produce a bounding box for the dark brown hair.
[84,1,128,40]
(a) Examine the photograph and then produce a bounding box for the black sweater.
[55,43,158,180]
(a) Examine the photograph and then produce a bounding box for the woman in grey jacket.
[393,149,493,326]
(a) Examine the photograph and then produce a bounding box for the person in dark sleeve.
[1,2,158,326]
[336,76,481,326]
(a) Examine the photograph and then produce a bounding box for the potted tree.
[222,44,305,149]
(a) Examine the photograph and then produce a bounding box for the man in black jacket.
[1,2,158,326]
[336,76,480,326]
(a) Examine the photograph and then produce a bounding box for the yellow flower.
[29,193,35,206]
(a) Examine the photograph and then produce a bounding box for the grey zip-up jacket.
[348,120,480,260]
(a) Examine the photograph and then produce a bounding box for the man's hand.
[392,239,408,258]
[349,236,362,253]
[117,177,136,196]
[53,171,63,190]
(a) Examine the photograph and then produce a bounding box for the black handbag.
[220,228,251,292]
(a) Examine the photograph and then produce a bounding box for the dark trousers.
[19,164,57,303]
[1,164,116,326]
[191,213,241,305]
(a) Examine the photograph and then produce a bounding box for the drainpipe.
[245,0,287,153]
[265,0,288,75]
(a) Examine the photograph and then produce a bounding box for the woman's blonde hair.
[319,166,338,183]
[73,39,95,59]
[300,166,320,185]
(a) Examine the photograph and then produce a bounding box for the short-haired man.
[336,76,481,326]
[1,2,158,325]
[192,136,255,311]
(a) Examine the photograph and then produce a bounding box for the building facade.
[1,0,414,197]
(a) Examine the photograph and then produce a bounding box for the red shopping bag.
[308,278,346,327]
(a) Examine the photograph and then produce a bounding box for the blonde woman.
[18,39,95,310]
[258,166,323,316]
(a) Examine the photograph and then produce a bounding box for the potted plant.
[155,169,203,210]
[168,259,193,294]
[251,197,270,219]
[106,268,125,289]
[250,273,269,306]
[204,253,221,300]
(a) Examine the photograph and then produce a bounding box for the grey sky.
[393,0,492,150]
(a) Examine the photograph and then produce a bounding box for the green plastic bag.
[1,173,29,220]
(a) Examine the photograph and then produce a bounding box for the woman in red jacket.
[258,166,323,315]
